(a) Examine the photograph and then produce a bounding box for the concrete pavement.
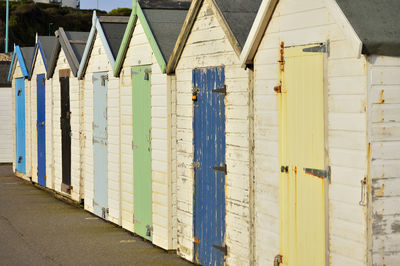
[0,164,191,266]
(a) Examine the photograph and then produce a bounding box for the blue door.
[93,72,108,219]
[193,67,226,265]
[37,74,46,186]
[16,78,26,174]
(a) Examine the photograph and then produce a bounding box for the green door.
[132,65,152,240]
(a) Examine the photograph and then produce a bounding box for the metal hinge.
[212,85,226,94]
[144,68,151,80]
[42,78,45,85]
[146,225,153,237]
[281,166,288,173]
[101,75,108,86]
[304,166,331,181]
[212,244,227,256]
[274,254,283,266]
[212,164,227,175]
[303,40,330,56]
[193,161,200,168]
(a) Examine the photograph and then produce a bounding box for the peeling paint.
[378,89,385,104]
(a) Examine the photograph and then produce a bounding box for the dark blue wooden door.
[16,78,26,174]
[37,74,46,187]
[193,67,226,266]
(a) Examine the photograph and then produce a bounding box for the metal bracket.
[212,85,226,94]
[144,68,151,81]
[212,164,227,175]
[280,165,288,173]
[101,75,108,86]
[212,244,227,256]
[304,166,331,181]
[193,161,200,168]
[303,40,330,56]
[146,225,153,237]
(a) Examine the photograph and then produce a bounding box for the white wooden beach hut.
[240,0,400,265]
[165,0,262,264]
[29,35,57,188]
[47,29,89,202]
[0,56,13,163]
[113,0,189,249]
[78,12,129,224]
[8,45,34,181]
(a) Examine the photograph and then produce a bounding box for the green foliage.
[108,8,131,16]
[0,1,107,51]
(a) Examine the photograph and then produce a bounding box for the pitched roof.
[20,47,35,74]
[142,8,188,62]
[47,29,89,78]
[335,0,400,56]
[78,12,129,79]
[166,0,262,73]
[38,36,57,66]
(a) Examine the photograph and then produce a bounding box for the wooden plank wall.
[119,19,176,250]
[253,0,368,265]
[368,55,400,265]
[0,86,12,162]
[174,1,252,264]
[83,33,121,225]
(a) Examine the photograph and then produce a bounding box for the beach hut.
[8,45,34,180]
[166,0,261,264]
[0,55,12,163]
[78,12,129,224]
[29,35,57,188]
[47,28,89,202]
[239,0,400,265]
[113,0,189,249]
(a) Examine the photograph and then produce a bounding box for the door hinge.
[274,254,283,266]
[303,40,330,56]
[146,225,153,237]
[274,85,281,93]
[212,85,226,94]
[42,78,45,85]
[280,166,288,173]
[212,164,227,175]
[194,237,200,244]
[279,42,285,72]
[132,140,139,150]
[304,166,331,181]
[101,75,108,86]
[212,244,227,256]
[144,68,151,81]
[193,161,200,168]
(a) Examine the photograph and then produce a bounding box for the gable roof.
[335,0,400,56]
[114,0,189,76]
[241,0,400,66]
[166,0,262,74]
[78,11,129,79]
[30,35,57,78]
[8,45,34,81]
[47,28,89,78]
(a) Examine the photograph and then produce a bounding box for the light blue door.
[16,78,26,174]
[37,74,46,187]
[93,72,108,219]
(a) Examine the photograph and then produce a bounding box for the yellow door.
[279,44,327,266]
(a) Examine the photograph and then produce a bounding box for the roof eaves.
[7,48,17,82]
[166,0,203,74]
[77,11,98,79]
[58,28,80,76]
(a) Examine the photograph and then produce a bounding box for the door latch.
[274,254,283,266]
[17,89,22,96]
[212,85,226,94]
[212,244,227,256]
[18,156,22,163]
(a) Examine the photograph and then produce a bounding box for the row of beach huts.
[7,0,400,265]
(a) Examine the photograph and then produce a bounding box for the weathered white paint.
[11,60,31,180]
[52,48,84,201]
[118,19,176,250]
[174,1,252,264]
[0,86,12,163]
[252,0,368,265]
[82,33,121,225]
[30,50,46,184]
[368,55,400,265]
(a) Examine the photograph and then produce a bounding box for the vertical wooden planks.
[37,74,46,187]
[60,76,71,190]
[15,77,26,174]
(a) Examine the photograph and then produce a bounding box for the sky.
[80,0,132,12]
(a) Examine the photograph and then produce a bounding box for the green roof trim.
[113,0,167,76]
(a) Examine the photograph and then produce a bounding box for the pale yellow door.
[279,45,327,266]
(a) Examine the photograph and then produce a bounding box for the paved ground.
[0,164,191,266]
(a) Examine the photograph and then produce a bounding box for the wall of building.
[119,19,176,250]
[174,1,252,264]
[52,48,83,201]
[0,86,13,163]
[83,33,121,225]
[252,0,368,265]
[368,55,400,265]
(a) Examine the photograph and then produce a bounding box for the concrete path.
[0,164,191,266]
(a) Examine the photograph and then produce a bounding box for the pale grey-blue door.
[93,72,108,219]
